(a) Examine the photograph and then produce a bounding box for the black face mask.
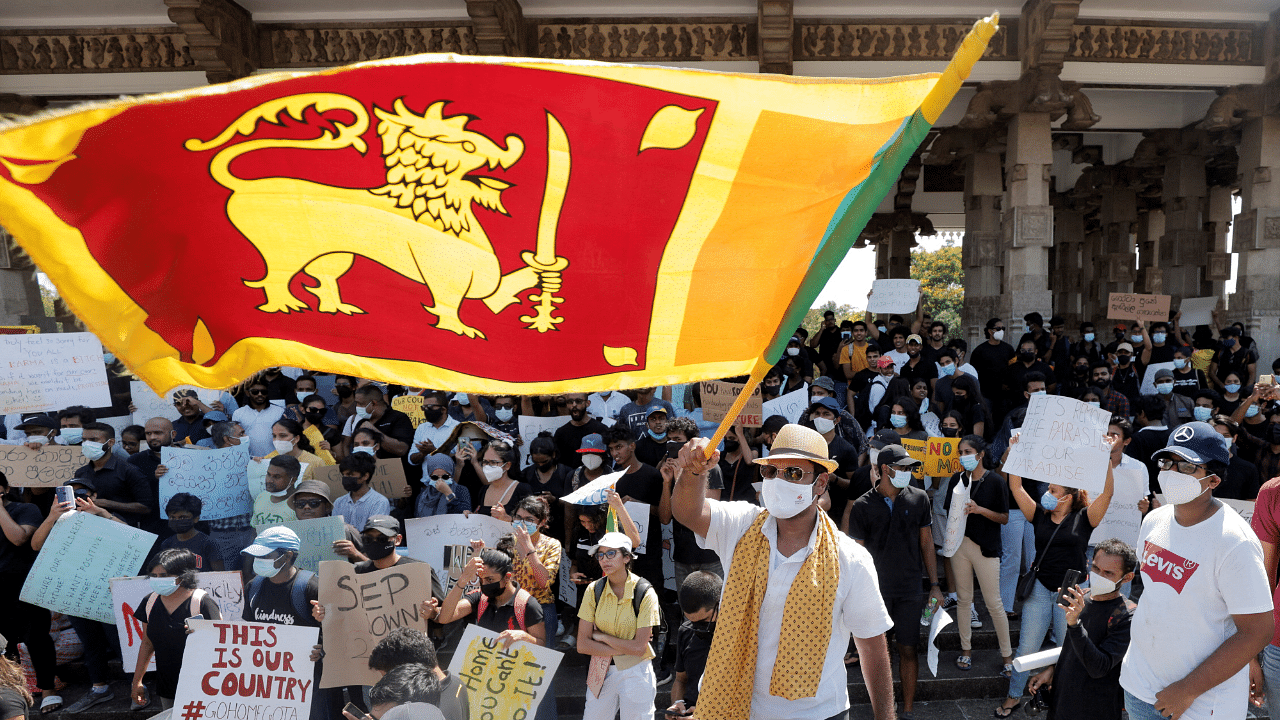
[1019,350,1036,362]
[335,386,354,399]
[536,460,556,472]
[940,427,960,438]
[480,581,504,599]
[724,436,740,450]
[1268,424,1280,445]
[1074,366,1089,376]
[952,396,970,408]
[423,407,445,423]
[304,409,326,424]
[169,518,195,534]
[364,539,396,561]
[341,477,363,493]
[1117,355,1131,365]
[762,385,780,398]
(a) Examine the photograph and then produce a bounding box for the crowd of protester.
[0,303,1278,720]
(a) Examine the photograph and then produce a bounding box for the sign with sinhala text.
[0,443,85,487]
[404,513,513,593]
[699,381,763,428]
[160,445,253,520]
[1001,394,1112,494]
[1107,293,1170,322]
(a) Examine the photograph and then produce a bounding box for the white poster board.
[1223,498,1255,524]
[131,381,220,425]
[1002,394,1112,494]
[21,512,156,623]
[625,501,650,555]
[404,513,514,592]
[560,470,623,505]
[1178,296,1219,327]
[0,332,110,413]
[517,415,572,468]
[160,445,253,520]
[556,548,577,608]
[1140,362,1177,396]
[447,625,563,720]
[173,620,318,720]
[761,387,809,425]
[867,279,921,314]
[111,571,245,672]
[1089,462,1149,548]
[927,608,953,677]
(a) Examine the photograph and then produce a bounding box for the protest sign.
[626,501,651,555]
[924,436,962,477]
[867,279,921,314]
[1223,498,1255,524]
[560,470,623,505]
[556,547,577,608]
[448,624,563,720]
[1178,296,1218,327]
[1140,362,1177,396]
[313,459,407,503]
[131,381,220,425]
[111,571,245,672]
[0,443,84,487]
[160,445,252,520]
[21,511,156,623]
[698,381,763,427]
[254,516,347,573]
[1090,462,1148,548]
[927,608,953,677]
[391,395,425,428]
[1002,394,1112,494]
[518,415,572,468]
[404,513,513,592]
[173,620,318,720]
[761,387,808,425]
[1107,292,1171,322]
[318,560,434,688]
[901,437,927,481]
[0,332,110,414]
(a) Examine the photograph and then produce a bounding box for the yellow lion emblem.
[186,93,565,338]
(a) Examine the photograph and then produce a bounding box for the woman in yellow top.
[576,530,662,720]
[262,418,324,481]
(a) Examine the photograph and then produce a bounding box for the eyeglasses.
[293,499,325,509]
[1157,458,1205,475]
[494,403,515,410]
[564,399,587,406]
[758,465,817,484]
[594,549,625,561]
[248,389,267,396]
[481,460,505,467]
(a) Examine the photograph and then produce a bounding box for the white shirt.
[884,349,909,372]
[232,404,285,458]
[697,501,892,719]
[332,488,391,533]
[1089,453,1150,547]
[406,415,459,465]
[587,391,630,422]
[867,375,892,414]
[1121,504,1272,719]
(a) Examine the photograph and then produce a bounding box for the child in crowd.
[666,571,721,720]
[157,493,223,571]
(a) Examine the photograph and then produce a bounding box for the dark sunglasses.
[293,499,325,509]
[248,389,267,396]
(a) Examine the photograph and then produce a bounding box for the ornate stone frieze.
[258,23,475,67]
[532,21,755,61]
[0,29,196,73]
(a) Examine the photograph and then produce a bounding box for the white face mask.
[887,468,911,489]
[991,330,1004,341]
[352,445,376,455]
[1158,469,1208,505]
[786,347,800,357]
[1089,571,1118,596]
[761,477,813,519]
[253,556,283,578]
[482,465,506,482]
[25,435,47,446]
[581,454,603,471]
[494,407,514,422]
[272,439,294,455]
[812,417,835,435]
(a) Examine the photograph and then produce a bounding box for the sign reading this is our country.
[172,620,318,720]
[317,560,434,688]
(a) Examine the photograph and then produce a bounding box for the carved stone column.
[166,0,257,84]
[1003,113,1054,338]
[1158,153,1211,303]
[962,151,1004,348]
[1081,227,1103,322]
[1135,209,1165,295]
[1098,186,1137,298]
[1230,115,1280,366]
[1052,206,1085,327]
[758,0,792,74]
[466,0,525,56]
[1206,185,1234,300]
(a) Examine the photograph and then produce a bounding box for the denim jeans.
[999,507,1034,613]
[1007,579,1068,699]
[1261,643,1280,720]
[1124,689,1170,720]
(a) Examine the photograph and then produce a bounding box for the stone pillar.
[1080,227,1103,322]
[1206,185,1234,301]
[1135,209,1165,296]
[1003,113,1054,338]
[1052,207,1085,328]
[0,227,58,331]
[961,151,1004,348]
[885,226,915,279]
[1158,154,1210,303]
[1099,187,1137,298]
[1230,116,1280,366]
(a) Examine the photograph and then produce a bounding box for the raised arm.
[672,438,720,538]
[1001,436,1038,519]
[605,490,642,550]
[1086,443,1117,527]
[433,557,480,625]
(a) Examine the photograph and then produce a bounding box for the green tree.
[911,238,963,339]
[801,300,861,337]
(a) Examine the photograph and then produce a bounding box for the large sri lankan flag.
[0,16,997,395]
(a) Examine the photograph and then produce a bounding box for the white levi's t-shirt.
[1120,503,1272,719]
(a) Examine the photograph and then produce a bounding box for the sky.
[812,232,957,311]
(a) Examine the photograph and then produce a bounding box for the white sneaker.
[970,605,982,628]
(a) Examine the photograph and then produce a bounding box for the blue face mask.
[939,363,956,377]
[1083,333,1095,342]
[1173,358,1187,369]
[959,454,978,472]
[647,429,667,442]
[1130,334,1144,344]
[1224,338,1237,348]
[512,519,539,535]
[1247,404,1261,418]
[1193,406,1213,422]
[1040,492,1059,512]
[1152,333,1167,344]
[889,414,907,429]
[149,577,179,596]
[59,427,83,445]
[1156,383,1173,396]
[1225,383,1241,394]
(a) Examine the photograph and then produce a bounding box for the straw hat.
[753,424,838,473]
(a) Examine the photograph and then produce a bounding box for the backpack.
[247,569,315,621]
[475,587,533,631]
[590,576,658,625]
[144,588,208,619]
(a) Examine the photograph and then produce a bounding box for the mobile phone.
[666,440,683,459]
[55,486,74,506]
[1056,569,1082,609]
[1261,374,1275,387]
[342,703,365,720]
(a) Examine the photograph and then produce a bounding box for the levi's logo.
[1142,540,1199,593]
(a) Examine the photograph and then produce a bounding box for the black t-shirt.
[243,572,321,627]
[634,435,667,469]
[673,466,723,566]
[969,341,1015,401]
[674,621,713,707]
[815,326,843,365]
[1031,506,1092,591]
[848,368,878,396]
[135,591,221,696]
[464,588,545,634]
[1148,343,1179,365]
[822,436,861,525]
[264,373,298,402]
[372,408,416,454]
[159,532,221,571]
[944,470,1008,557]
[614,463,664,560]
[436,672,471,720]
[1009,360,1056,396]
[1217,456,1261,500]
[0,686,28,720]
[847,485,931,596]
[716,455,760,505]
[475,481,532,519]
[0,500,41,576]
[1170,367,1206,397]
[553,419,609,470]
[899,356,938,387]
[1051,594,1131,720]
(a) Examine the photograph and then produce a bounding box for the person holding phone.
[996,427,1117,717]
[130,548,222,710]
[471,440,530,522]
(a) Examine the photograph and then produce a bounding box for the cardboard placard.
[447,625,563,720]
[923,436,962,477]
[698,381,763,428]
[318,560,434,688]
[867,279,921,314]
[901,437,927,481]
[391,395,425,428]
[1178,296,1218,327]
[253,516,348,573]
[111,571,245,673]
[131,380,219,426]
[761,387,808,425]
[313,458,408,503]
[403,513,513,593]
[0,332,110,414]
[1001,394,1112,494]
[0,443,85,487]
[172,620,318,720]
[1107,292,1171,322]
[21,512,156,623]
[160,445,253,520]
[517,415,572,468]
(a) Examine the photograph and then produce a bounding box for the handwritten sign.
[1002,394,1111,494]
[318,560,434,688]
[625,501,651,555]
[174,620,318,720]
[111,571,244,672]
[0,332,109,414]
[160,445,253,520]
[901,437,927,481]
[447,624,563,720]
[924,436,962,477]
[391,395,425,428]
[131,381,220,425]
[1179,296,1218,327]
[867,279,921,314]
[21,512,156,623]
[1223,498,1255,524]
[0,443,85,487]
[560,470,623,505]
[556,548,577,608]
[1090,462,1148,547]
[699,381,763,427]
[1107,292,1171,322]
[517,415,572,468]
[313,459,407,503]
[761,387,808,425]
[253,516,347,573]
[404,513,513,592]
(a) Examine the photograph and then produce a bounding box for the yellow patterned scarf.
[695,508,839,720]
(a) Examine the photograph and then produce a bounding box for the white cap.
[454,392,470,405]
[591,531,633,554]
